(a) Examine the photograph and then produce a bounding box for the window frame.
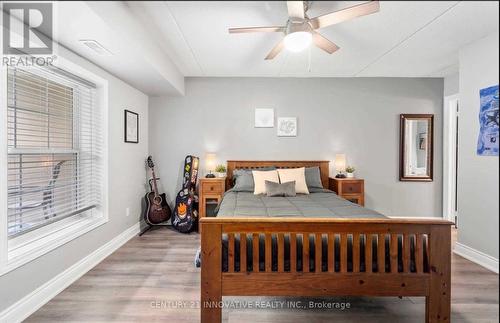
[0,56,109,276]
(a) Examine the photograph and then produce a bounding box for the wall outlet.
[126,207,130,217]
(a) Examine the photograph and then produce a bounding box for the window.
[6,67,102,238]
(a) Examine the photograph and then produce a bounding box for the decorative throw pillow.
[305,166,323,189]
[277,167,310,194]
[232,169,254,191]
[233,167,276,192]
[265,180,296,197]
[252,170,279,195]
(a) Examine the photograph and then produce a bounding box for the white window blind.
[6,67,102,238]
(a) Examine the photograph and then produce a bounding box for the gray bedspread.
[216,188,385,218]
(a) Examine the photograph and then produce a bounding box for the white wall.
[0,46,149,312]
[444,72,459,96]
[457,32,499,261]
[149,77,444,218]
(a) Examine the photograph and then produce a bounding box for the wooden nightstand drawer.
[199,177,226,220]
[201,181,224,193]
[342,194,363,205]
[329,178,364,206]
[342,182,362,194]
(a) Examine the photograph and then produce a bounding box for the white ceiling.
[54,1,499,95]
[54,1,184,96]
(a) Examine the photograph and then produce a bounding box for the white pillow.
[277,167,309,194]
[252,170,279,195]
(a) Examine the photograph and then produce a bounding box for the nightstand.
[199,177,226,218]
[329,178,365,206]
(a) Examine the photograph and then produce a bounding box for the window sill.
[0,214,107,276]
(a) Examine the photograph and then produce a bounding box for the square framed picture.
[277,117,297,137]
[255,108,274,128]
[124,109,139,143]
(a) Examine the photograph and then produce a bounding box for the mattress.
[216,188,385,218]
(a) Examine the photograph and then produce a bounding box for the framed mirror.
[400,114,434,181]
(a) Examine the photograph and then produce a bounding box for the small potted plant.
[215,164,227,178]
[345,166,356,178]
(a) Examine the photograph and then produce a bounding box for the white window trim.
[443,94,459,223]
[0,56,109,276]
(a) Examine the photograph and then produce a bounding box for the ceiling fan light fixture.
[283,31,312,52]
[229,1,380,59]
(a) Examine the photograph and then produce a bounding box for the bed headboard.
[226,160,330,190]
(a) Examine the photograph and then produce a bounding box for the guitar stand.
[139,223,170,236]
[139,225,153,236]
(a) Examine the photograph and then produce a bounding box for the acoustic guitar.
[143,156,171,227]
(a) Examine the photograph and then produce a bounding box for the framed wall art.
[255,108,274,128]
[277,117,297,137]
[124,109,139,143]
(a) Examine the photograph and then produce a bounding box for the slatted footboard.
[200,217,452,323]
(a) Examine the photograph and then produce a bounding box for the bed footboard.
[200,218,452,323]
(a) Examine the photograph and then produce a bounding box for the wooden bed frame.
[201,161,452,323]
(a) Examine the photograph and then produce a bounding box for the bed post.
[426,225,451,323]
[200,220,222,323]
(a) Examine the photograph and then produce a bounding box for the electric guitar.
[144,156,171,226]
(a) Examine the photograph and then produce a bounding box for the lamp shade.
[205,153,217,172]
[335,154,346,172]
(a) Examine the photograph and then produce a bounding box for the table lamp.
[335,154,347,178]
[205,153,216,178]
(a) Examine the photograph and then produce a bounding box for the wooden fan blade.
[265,39,285,60]
[229,26,285,34]
[312,32,339,54]
[309,1,380,30]
[287,1,305,19]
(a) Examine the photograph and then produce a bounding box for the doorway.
[443,94,459,225]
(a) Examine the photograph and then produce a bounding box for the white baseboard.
[454,242,499,274]
[0,222,141,323]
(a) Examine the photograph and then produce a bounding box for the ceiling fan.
[228,1,380,60]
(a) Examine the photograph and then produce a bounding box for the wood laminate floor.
[27,227,499,322]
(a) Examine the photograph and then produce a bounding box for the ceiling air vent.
[79,40,113,56]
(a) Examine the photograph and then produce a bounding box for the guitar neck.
[151,169,159,198]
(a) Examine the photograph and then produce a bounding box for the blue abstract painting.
[477,85,499,156]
